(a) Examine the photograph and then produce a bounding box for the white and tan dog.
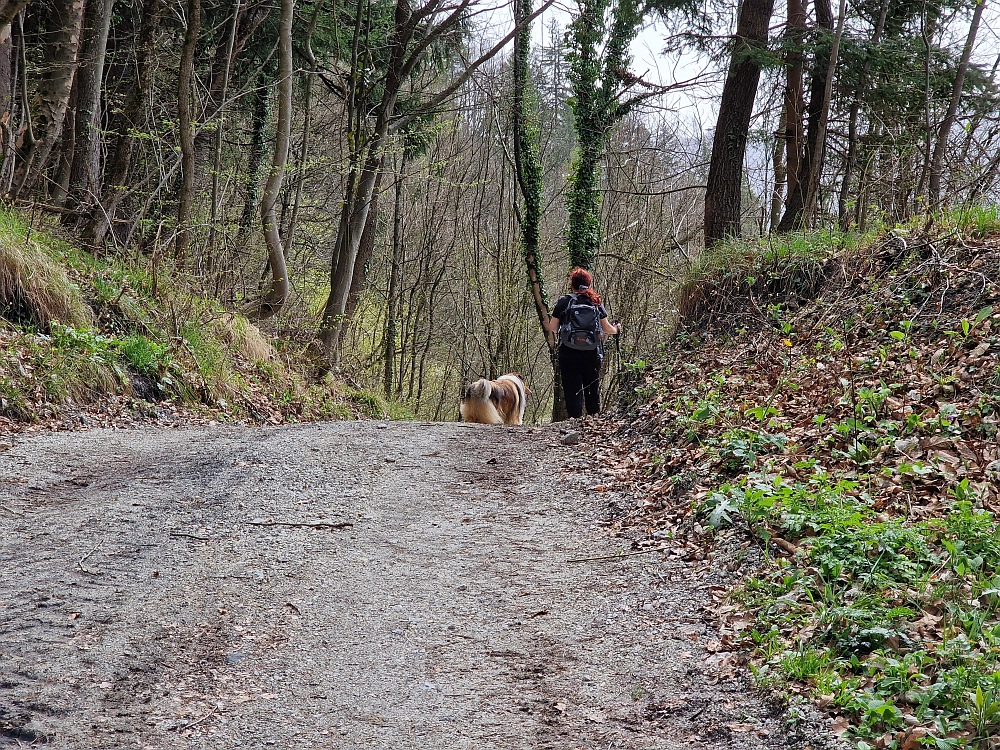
[460,374,529,425]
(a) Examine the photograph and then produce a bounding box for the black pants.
[559,346,601,418]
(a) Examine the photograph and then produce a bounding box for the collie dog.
[460,374,529,425]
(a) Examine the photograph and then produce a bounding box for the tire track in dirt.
[0,421,833,749]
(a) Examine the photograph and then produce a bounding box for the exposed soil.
[0,421,834,749]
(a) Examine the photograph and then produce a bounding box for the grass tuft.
[0,211,91,330]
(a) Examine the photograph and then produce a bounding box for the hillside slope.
[0,209,393,432]
[596,218,1000,749]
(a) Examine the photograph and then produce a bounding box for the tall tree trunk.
[245,0,293,320]
[0,20,14,190]
[783,0,806,208]
[801,0,845,223]
[207,0,240,256]
[928,0,985,205]
[512,0,564,420]
[65,0,114,218]
[239,72,270,240]
[776,0,834,232]
[770,101,787,232]
[838,0,889,229]
[704,0,777,246]
[343,167,385,324]
[175,0,200,261]
[80,0,163,248]
[916,0,936,203]
[384,162,404,398]
[50,77,78,204]
[285,0,322,258]
[10,0,85,200]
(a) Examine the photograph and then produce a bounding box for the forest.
[1,0,999,745]
[0,0,996,420]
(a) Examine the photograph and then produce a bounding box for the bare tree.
[246,0,294,319]
[929,0,986,204]
[175,0,201,261]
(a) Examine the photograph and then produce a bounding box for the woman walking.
[544,268,622,419]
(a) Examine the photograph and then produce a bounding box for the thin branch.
[388,0,557,135]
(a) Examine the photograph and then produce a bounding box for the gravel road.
[0,421,826,749]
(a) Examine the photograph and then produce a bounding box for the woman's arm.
[543,314,560,333]
[601,318,622,335]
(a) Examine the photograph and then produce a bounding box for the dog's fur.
[460,374,529,425]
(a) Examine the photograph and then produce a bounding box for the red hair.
[569,268,602,305]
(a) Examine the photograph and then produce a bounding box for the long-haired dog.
[460,374,529,425]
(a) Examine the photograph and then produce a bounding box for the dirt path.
[0,421,824,749]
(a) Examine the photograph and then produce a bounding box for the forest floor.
[0,420,835,749]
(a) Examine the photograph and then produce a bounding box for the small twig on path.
[77,542,104,576]
[246,520,354,530]
[455,468,490,475]
[170,531,211,541]
[180,706,218,731]
[0,504,24,516]
[567,547,666,563]
[689,704,708,720]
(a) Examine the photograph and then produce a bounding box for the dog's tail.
[460,378,503,424]
[495,374,527,425]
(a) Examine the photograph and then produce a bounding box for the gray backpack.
[559,295,602,351]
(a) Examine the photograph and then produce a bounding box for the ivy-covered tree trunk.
[704,0,776,246]
[565,0,611,270]
[512,0,565,421]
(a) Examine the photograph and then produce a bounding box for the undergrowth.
[604,213,1000,748]
[0,207,400,426]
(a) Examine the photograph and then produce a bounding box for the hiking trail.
[0,421,830,749]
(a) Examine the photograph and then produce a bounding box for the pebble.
[226,653,244,665]
[561,432,581,445]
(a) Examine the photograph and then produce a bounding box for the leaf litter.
[585,227,1000,748]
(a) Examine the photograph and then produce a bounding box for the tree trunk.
[838,0,889,230]
[245,0,293,320]
[776,0,834,232]
[80,0,163,248]
[50,76,78,204]
[10,0,85,201]
[770,102,787,232]
[175,0,200,261]
[0,21,14,190]
[239,72,270,241]
[384,163,404,397]
[65,0,114,218]
[704,0,777,246]
[512,0,564,420]
[207,0,240,256]
[343,167,385,324]
[783,0,806,208]
[285,0,322,259]
[928,0,985,205]
[0,0,28,31]
[801,0,845,224]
